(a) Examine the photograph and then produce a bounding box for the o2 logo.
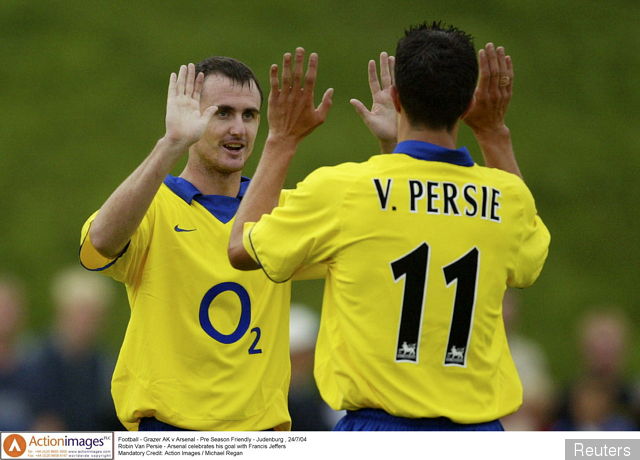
[199,282,262,354]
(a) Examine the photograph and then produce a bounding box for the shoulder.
[155,182,179,204]
[305,160,362,180]
[475,165,536,201]
[299,159,375,191]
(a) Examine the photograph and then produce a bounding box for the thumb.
[349,98,369,119]
[203,105,218,121]
[316,88,334,120]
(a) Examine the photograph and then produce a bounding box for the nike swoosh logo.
[174,225,197,232]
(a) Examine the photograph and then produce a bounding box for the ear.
[390,85,402,113]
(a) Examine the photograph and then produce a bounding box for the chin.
[214,160,246,174]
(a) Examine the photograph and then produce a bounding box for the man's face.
[190,74,261,174]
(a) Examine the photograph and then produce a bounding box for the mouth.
[221,141,246,154]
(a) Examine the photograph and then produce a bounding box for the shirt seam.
[248,226,291,284]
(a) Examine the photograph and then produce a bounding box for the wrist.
[158,134,193,154]
[472,124,511,142]
[264,133,300,159]
[150,136,192,168]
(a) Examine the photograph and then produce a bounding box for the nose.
[228,114,246,137]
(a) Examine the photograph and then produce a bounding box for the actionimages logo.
[2,435,26,458]
[1,433,113,460]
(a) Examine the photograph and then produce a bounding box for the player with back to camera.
[229,22,550,430]
[79,54,332,430]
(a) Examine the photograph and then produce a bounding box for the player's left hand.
[463,43,513,135]
[267,48,333,146]
[350,52,397,152]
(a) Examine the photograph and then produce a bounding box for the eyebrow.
[217,105,260,115]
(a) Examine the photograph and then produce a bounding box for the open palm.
[165,63,217,148]
[350,52,397,150]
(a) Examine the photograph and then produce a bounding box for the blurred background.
[1,0,638,431]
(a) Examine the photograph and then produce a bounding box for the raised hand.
[464,43,521,178]
[267,48,333,146]
[350,52,397,152]
[463,43,513,135]
[164,63,218,149]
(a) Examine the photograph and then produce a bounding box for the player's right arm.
[88,64,217,258]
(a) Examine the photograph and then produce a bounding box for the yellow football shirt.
[243,141,550,424]
[80,176,292,431]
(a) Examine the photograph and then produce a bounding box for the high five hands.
[267,47,333,148]
[164,63,218,150]
[350,52,397,152]
[348,44,515,153]
[463,43,514,135]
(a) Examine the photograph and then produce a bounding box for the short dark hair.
[395,21,478,131]
[195,56,263,107]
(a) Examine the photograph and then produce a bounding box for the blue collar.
[393,140,474,167]
[163,175,250,223]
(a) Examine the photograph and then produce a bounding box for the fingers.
[304,52,318,95]
[379,52,392,89]
[168,72,178,99]
[273,47,331,119]
[292,47,305,89]
[175,64,187,96]
[268,48,331,142]
[478,43,513,97]
[503,52,514,96]
[203,104,218,121]
[349,98,370,118]
[281,52,293,89]
[185,63,196,97]
[506,54,513,75]
[194,71,204,101]
[280,48,308,91]
[367,59,381,95]
[506,55,513,81]
[476,48,490,95]
[367,52,394,99]
[496,46,512,94]
[496,46,508,76]
[277,47,323,94]
[389,55,395,86]
[269,63,280,95]
[171,64,199,98]
[316,87,334,120]
[485,43,500,95]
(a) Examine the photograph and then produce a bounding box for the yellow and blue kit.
[243,140,550,428]
[80,175,291,431]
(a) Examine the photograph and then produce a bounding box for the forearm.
[473,125,522,179]
[228,47,332,269]
[229,136,297,269]
[89,137,186,258]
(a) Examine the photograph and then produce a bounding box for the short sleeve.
[507,186,551,288]
[79,202,156,285]
[243,168,342,283]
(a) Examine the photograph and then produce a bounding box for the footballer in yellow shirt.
[242,142,549,424]
[229,27,550,430]
[78,52,333,431]
[81,176,292,431]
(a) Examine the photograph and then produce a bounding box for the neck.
[397,116,459,150]
[179,162,243,197]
